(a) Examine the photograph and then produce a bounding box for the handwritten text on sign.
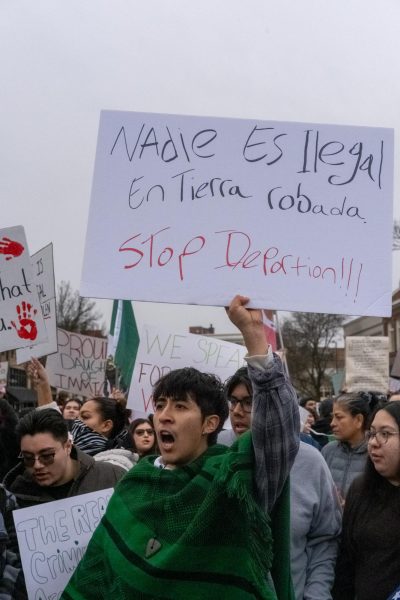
[128,324,246,416]
[0,225,47,352]
[13,488,113,600]
[16,243,58,364]
[80,112,394,317]
[46,329,107,397]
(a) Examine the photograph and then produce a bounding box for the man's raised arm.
[227,294,300,512]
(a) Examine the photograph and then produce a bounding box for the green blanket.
[62,433,294,599]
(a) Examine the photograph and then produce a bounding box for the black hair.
[153,367,228,446]
[350,402,400,513]
[0,399,18,430]
[63,398,83,411]
[299,396,315,408]
[334,390,386,432]
[85,397,127,439]
[318,397,334,419]
[16,408,69,443]
[128,418,157,456]
[224,366,252,398]
[0,399,20,479]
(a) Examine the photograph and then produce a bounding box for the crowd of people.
[0,295,400,599]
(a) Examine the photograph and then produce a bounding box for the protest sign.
[46,329,107,397]
[128,324,246,416]
[13,488,113,600]
[80,111,394,317]
[345,336,389,392]
[16,243,58,364]
[0,226,47,352]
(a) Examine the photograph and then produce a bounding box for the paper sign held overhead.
[81,111,394,317]
[345,336,389,393]
[46,328,107,397]
[16,243,58,364]
[0,226,47,352]
[128,324,246,417]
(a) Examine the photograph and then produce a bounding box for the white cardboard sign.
[345,336,389,392]
[13,488,113,600]
[81,111,394,317]
[128,324,246,416]
[0,226,47,352]
[46,328,107,397]
[16,243,58,364]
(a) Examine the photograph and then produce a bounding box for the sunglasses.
[134,428,154,436]
[19,451,57,467]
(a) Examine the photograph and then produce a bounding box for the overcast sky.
[2,0,399,334]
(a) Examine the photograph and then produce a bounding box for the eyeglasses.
[365,430,400,445]
[228,396,253,413]
[134,428,154,436]
[19,451,57,467]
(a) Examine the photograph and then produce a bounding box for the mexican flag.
[108,300,139,391]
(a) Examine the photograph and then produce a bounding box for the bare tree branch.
[282,312,344,398]
[56,281,104,334]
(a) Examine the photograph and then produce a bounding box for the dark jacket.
[0,447,125,599]
[3,445,125,507]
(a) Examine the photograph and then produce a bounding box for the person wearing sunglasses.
[128,418,158,458]
[3,408,126,506]
[0,408,127,599]
[333,401,400,600]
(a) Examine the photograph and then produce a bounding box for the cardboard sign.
[46,329,107,397]
[0,226,47,352]
[81,111,394,317]
[128,324,246,416]
[345,336,389,392]
[13,488,113,600]
[16,243,58,364]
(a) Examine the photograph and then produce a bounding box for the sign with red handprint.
[0,226,48,352]
[16,243,58,364]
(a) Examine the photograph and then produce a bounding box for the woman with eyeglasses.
[321,391,383,501]
[333,401,400,600]
[128,417,158,458]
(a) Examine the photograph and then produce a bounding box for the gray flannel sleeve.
[248,353,300,513]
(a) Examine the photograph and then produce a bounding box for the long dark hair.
[357,402,400,501]
[128,417,158,456]
[89,397,127,438]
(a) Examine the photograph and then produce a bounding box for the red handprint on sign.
[0,237,24,260]
[11,301,38,341]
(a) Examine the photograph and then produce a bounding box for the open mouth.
[159,430,175,449]
[233,423,248,433]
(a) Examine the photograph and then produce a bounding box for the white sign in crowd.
[345,336,389,393]
[16,243,58,364]
[81,111,394,317]
[13,489,113,600]
[128,324,247,416]
[0,226,47,353]
[46,328,108,398]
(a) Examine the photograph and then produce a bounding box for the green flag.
[109,300,139,391]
